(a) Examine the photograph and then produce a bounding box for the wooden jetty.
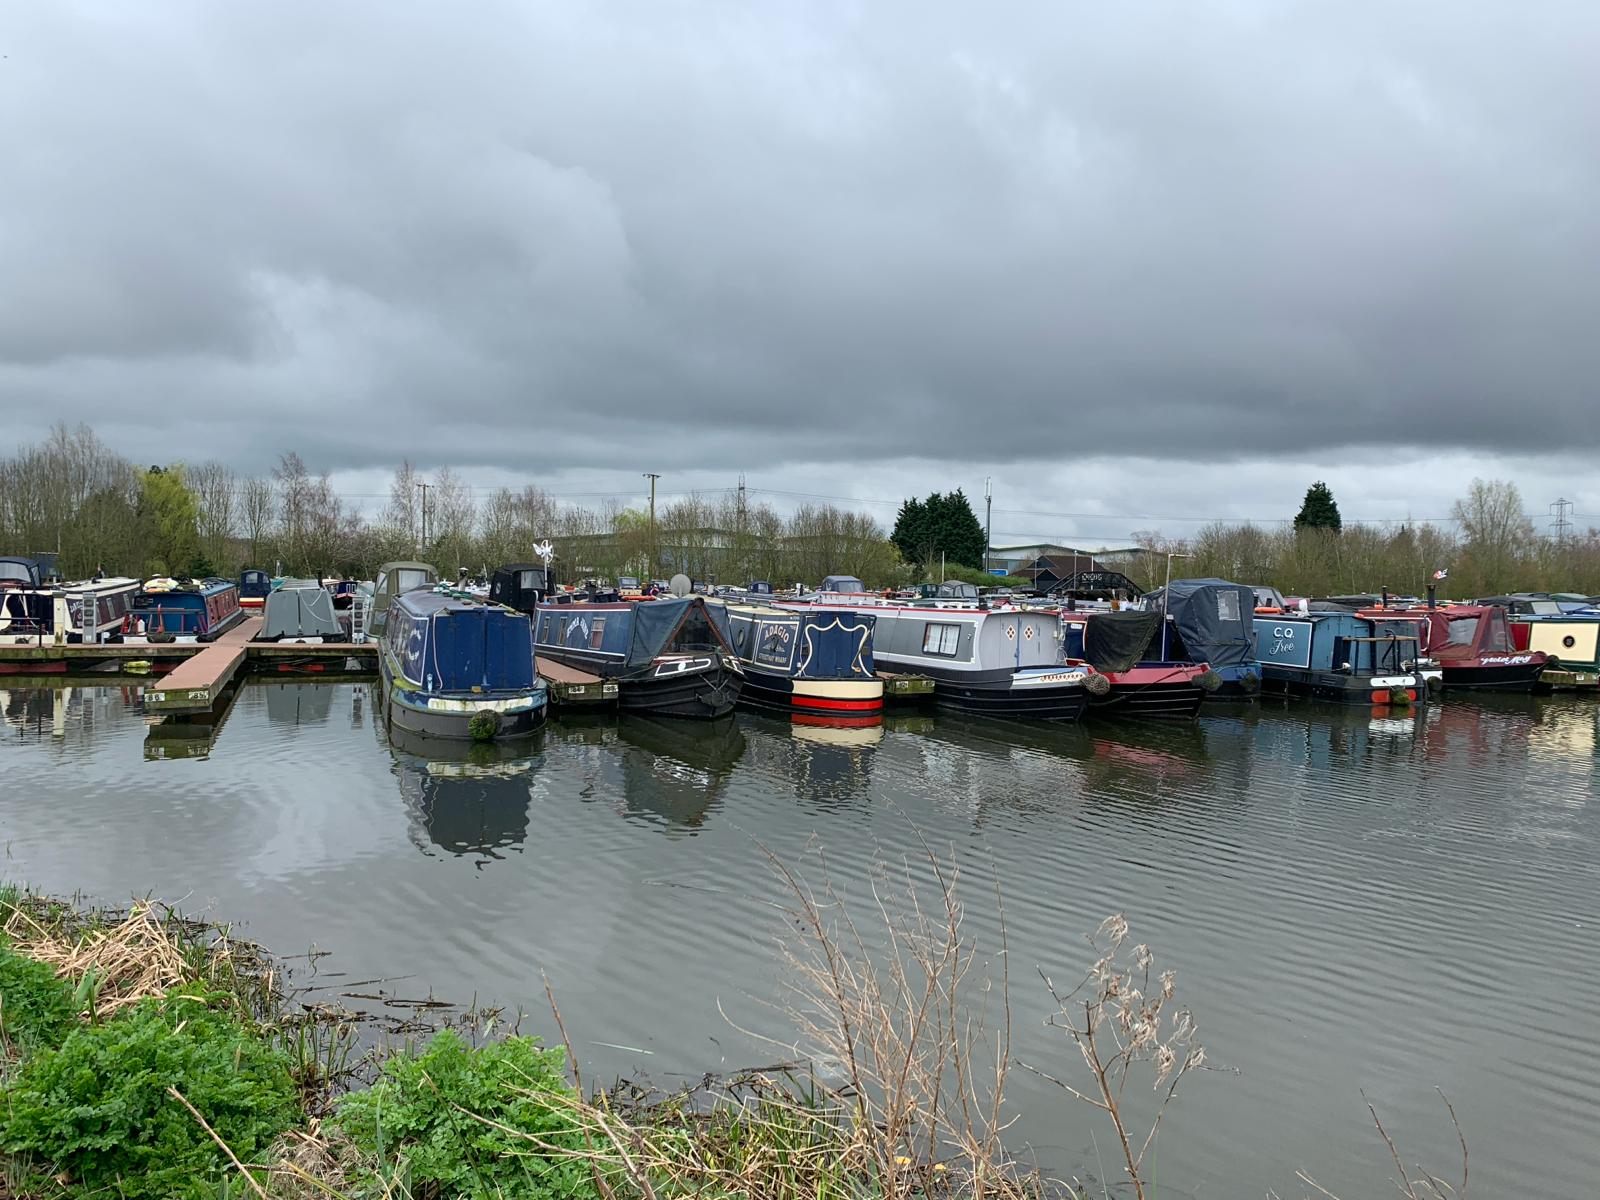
[142,617,264,715]
[538,659,619,707]
[877,670,935,701]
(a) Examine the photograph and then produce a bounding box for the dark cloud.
[3,0,1599,483]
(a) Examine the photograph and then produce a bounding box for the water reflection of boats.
[387,723,543,861]
[262,682,335,726]
[611,715,747,833]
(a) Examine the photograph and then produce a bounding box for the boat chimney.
[1380,587,1389,609]
[1426,585,1437,610]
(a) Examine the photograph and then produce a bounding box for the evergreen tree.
[1294,481,1342,531]
[889,490,986,572]
[890,497,930,566]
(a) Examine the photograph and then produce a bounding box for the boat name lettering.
[1478,655,1533,666]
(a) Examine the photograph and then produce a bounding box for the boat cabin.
[128,578,244,641]
[365,561,439,640]
[489,564,550,615]
[1252,612,1424,703]
[726,603,876,681]
[819,575,870,595]
[385,590,537,694]
[533,595,736,676]
[239,570,273,608]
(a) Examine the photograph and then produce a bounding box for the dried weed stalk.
[1021,913,1204,1200]
[1293,1089,1468,1200]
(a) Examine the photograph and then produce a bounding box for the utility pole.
[984,477,993,576]
[1550,497,1573,544]
[643,472,660,581]
[415,481,430,556]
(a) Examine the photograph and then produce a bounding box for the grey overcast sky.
[3,1,1599,542]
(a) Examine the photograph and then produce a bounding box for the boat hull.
[1438,659,1547,691]
[1089,681,1207,719]
[538,645,744,719]
[379,650,548,740]
[874,660,1088,720]
[737,670,884,719]
[1260,667,1424,705]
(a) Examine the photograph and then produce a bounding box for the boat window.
[589,616,607,649]
[923,622,961,656]
[1529,601,1560,615]
[1482,611,1513,652]
[517,570,540,589]
[1217,591,1241,623]
[395,569,431,592]
[0,563,34,586]
[1446,617,1479,646]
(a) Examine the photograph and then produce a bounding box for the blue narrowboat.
[378,589,548,740]
[533,595,744,718]
[1253,612,1425,705]
[724,601,882,723]
[1139,578,1262,699]
[124,577,245,642]
[239,569,273,610]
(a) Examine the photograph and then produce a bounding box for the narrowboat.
[1501,613,1600,690]
[0,557,141,646]
[327,579,361,610]
[122,577,245,642]
[533,595,744,719]
[357,561,439,642]
[239,570,273,610]
[724,601,883,722]
[487,563,551,614]
[377,589,548,740]
[1357,604,1546,691]
[1060,610,1214,718]
[1252,612,1426,704]
[804,600,1098,720]
[256,579,343,642]
[1138,578,1262,699]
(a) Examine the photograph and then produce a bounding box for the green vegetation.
[0,993,298,1199]
[890,489,987,573]
[1293,480,1342,531]
[337,1030,596,1199]
[0,942,79,1050]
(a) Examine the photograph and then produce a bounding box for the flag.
[1432,568,1449,580]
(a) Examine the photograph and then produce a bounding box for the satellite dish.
[669,573,691,597]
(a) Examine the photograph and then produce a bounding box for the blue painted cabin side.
[385,591,537,695]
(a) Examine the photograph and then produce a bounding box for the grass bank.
[0,858,1467,1200]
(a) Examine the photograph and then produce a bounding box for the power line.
[1550,497,1574,543]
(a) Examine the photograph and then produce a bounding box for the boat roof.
[378,560,438,575]
[395,589,512,618]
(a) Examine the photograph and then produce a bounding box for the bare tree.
[189,461,237,573]
[1451,478,1533,592]
[239,477,275,568]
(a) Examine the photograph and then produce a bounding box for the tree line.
[0,426,903,586]
[1134,479,1600,598]
[3,427,1593,596]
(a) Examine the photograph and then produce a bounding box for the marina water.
[3,683,1595,1196]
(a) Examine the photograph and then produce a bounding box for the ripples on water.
[2,681,1596,1197]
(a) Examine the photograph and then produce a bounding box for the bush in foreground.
[0,990,298,1199]
[335,1028,597,1200]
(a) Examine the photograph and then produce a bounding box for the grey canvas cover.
[1082,611,1162,672]
[260,580,342,640]
[626,596,736,668]
[1144,578,1256,669]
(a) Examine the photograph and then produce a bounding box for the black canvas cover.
[1144,578,1256,669]
[1082,611,1161,672]
[625,596,735,668]
[490,564,549,613]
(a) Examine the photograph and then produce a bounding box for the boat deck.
[538,658,619,707]
[877,670,936,699]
